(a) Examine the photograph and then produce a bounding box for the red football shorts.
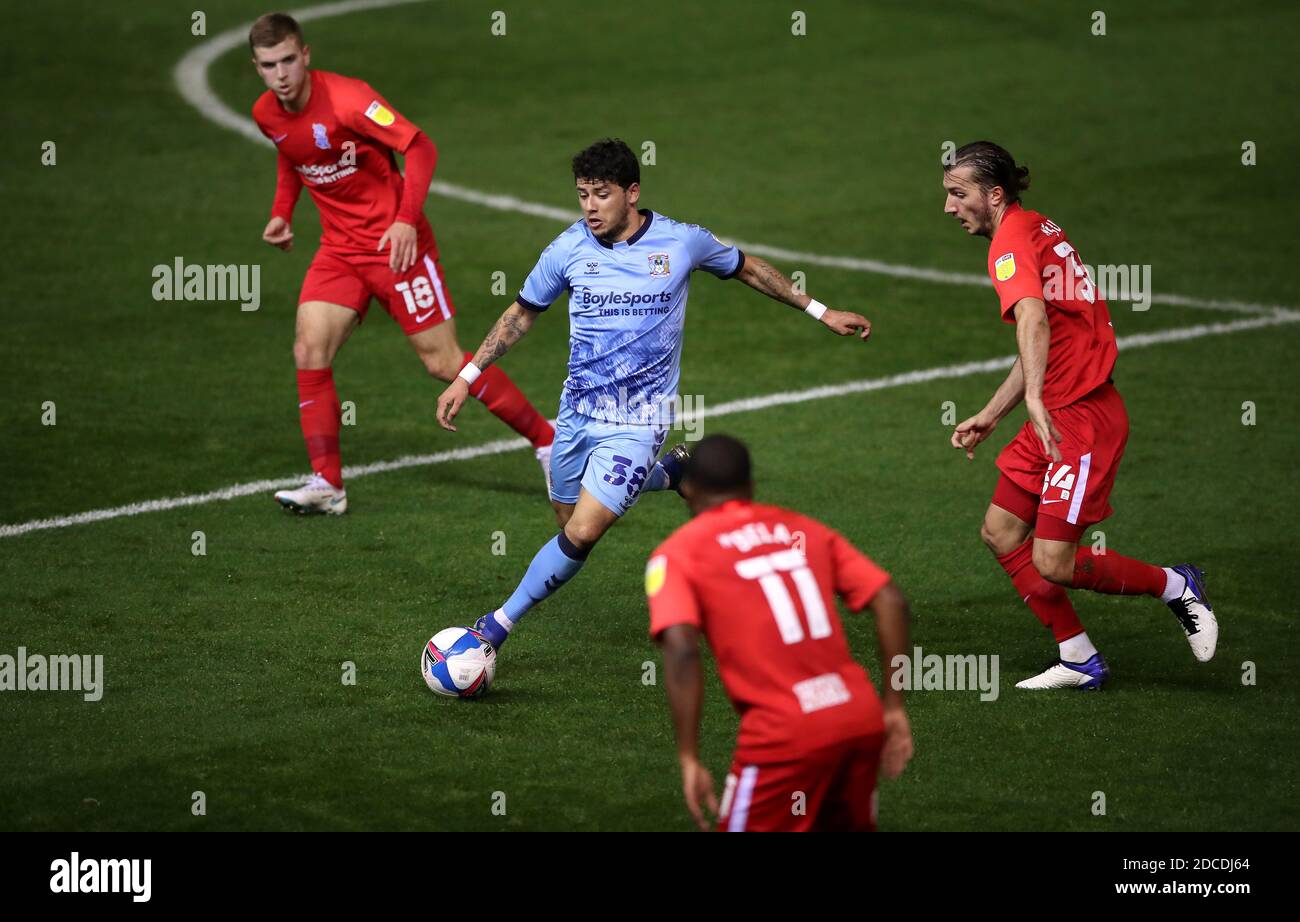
[994,381,1129,539]
[716,734,882,832]
[299,247,456,336]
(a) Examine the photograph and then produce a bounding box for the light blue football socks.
[501,531,590,625]
[476,452,682,649]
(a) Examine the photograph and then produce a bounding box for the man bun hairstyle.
[683,434,752,495]
[950,141,1030,204]
[572,138,640,190]
[249,12,304,52]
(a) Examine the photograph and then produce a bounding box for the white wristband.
[804,298,828,321]
[458,362,483,386]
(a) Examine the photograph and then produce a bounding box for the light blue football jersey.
[518,210,744,425]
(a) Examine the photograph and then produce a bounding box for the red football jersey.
[988,203,1117,409]
[253,70,435,257]
[647,500,890,764]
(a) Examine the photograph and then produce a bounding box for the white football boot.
[274,473,348,515]
[1166,564,1218,662]
[1015,654,1109,690]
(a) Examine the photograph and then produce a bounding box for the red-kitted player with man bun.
[942,141,1218,689]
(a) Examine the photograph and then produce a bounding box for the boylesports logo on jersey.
[995,252,1017,282]
[312,123,331,149]
[648,252,671,277]
[364,100,395,127]
[577,288,673,310]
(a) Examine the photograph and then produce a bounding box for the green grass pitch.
[1,0,1297,831]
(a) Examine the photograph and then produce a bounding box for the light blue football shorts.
[548,400,669,517]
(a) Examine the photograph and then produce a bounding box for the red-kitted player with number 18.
[249,12,554,514]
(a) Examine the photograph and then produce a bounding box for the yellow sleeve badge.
[994,252,1017,282]
[364,100,396,127]
[645,555,668,597]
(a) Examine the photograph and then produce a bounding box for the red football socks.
[460,353,554,448]
[296,367,343,489]
[997,538,1086,642]
[1072,547,1166,597]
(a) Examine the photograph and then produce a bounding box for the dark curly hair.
[948,141,1030,204]
[572,138,640,189]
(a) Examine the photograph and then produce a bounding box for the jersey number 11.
[735,549,831,645]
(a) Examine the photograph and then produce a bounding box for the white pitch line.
[692,312,1298,421]
[176,0,1295,319]
[1,436,528,539]
[4,311,1296,540]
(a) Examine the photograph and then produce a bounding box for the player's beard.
[973,201,996,237]
[594,210,632,244]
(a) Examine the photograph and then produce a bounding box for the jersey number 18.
[394,276,436,314]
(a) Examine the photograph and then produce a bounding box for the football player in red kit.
[647,435,914,831]
[942,141,1218,689]
[248,13,554,514]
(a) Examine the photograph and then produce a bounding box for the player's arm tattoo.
[734,255,810,310]
[471,302,537,371]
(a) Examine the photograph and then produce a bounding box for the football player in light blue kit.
[436,139,872,650]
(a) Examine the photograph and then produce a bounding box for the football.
[421,627,497,698]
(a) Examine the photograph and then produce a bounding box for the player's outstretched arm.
[657,624,718,831]
[1013,297,1062,462]
[951,359,1025,460]
[868,581,914,780]
[435,302,538,432]
[733,255,871,340]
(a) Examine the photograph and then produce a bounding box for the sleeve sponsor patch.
[364,100,396,127]
[645,555,667,597]
[994,252,1017,282]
